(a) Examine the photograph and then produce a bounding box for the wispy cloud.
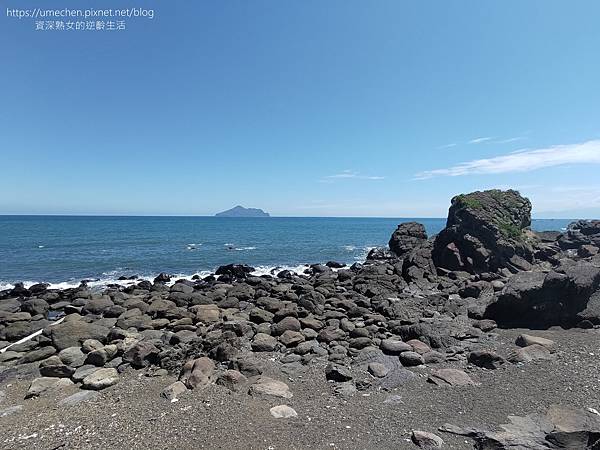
[416,140,600,179]
[438,135,528,149]
[321,170,385,182]
[494,136,527,144]
[437,143,457,150]
[469,136,494,144]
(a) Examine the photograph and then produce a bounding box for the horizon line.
[0,213,580,220]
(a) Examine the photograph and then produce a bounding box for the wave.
[355,245,377,261]
[250,264,309,277]
[0,265,315,292]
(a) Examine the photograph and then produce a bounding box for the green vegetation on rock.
[498,221,523,240]
[455,194,482,210]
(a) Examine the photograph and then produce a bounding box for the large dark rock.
[443,405,600,449]
[432,190,534,274]
[366,247,395,261]
[388,222,428,258]
[215,264,254,279]
[558,220,600,250]
[484,261,600,327]
[48,320,110,351]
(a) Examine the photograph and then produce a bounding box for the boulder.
[380,339,412,355]
[325,364,353,382]
[251,333,278,352]
[153,273,171,283]
[366,247,396,261]
[215,264,254,279]
[515,334,554,350]
[368,362,389,378]
[216,370,248,392]
[82,296,114,315]
[26,377,74,398]
[468,350,505,369]
[1,320,49,341]
[160,381,188,400]
[19,346,56,364]
[464,405,600,449]
[270,405,298,418]
[58,347,86,367]
[508,344,552,363]
[388,222,428,258]
[432,190,533,274]
[484,262,600,327]
[558,220,600,250]
[82,368,120,390]
[86,344,118,366]
[411,430,444,449]
[179,357,215,389]
[49,320,110,351]
[271,317,301,336]
[248,376,292,399]
[21,298,49,316]
[122,341,159,368]
[428,368,475,387]
[279,330,305,347]
[400,351,425,367]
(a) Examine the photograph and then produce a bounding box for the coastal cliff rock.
[484,261,600,327]
[432,189,534,274]
[558,219,600,251]
[388,222,428,258]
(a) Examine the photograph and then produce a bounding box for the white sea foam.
[343,245,357,251]
[250,264,309,277]
[234,246,257,251]
[0,265,315,292]
[356,246,377,261]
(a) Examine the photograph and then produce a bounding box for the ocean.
[0,216,572,289]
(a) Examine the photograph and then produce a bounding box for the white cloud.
[437,143,457,149]
[321,170,385,182]
[415,140,600,179]
[469,136,494,144]
[493,136,527,144]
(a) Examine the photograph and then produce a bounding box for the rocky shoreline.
[2,189,600,449]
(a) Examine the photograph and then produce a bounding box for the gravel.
[1,327,599,449]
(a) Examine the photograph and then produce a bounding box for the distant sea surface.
[0,216,573,289]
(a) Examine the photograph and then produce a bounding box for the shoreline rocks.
[0,189,598,412]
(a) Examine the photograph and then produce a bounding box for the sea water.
[0,216,572,289]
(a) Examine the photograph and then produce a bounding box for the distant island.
[215,205,270,217]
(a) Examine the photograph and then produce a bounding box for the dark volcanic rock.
[325,364,353,382]
[49,320,110,351]
[558,220,600,250]
[154,273,171,284]
[484,261,600,327]
[432,189,534,274]
[388,222,428,258]
[215,264,254,279]
[366,247,396,261]
[452,404,600,449]
[468,350,505,369]
[123,341,160,368]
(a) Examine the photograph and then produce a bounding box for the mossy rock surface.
[433,189,534,273]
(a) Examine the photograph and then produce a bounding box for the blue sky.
[1,0,599,218]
